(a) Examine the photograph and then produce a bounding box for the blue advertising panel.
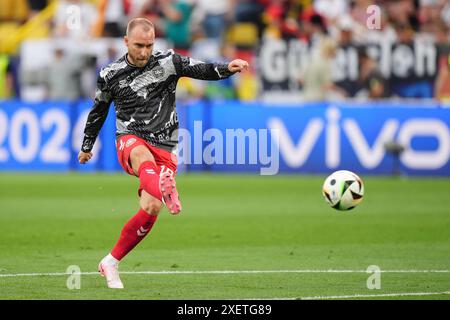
[0,99,119,172]
[189,101,450,176]
[0,100,73,171]
[1,99,449,176]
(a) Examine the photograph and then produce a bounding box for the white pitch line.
[300,291,450,300]
[248,291,450,300]
[0,269,449,278]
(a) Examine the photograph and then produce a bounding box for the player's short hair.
[126,18,154,37]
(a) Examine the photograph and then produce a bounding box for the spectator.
[127,0,151,18]
[394,21,415,43]
[301,12,328,48]
[92,0,127,37]
[53,0,97,40]
[160,0,194,51]
[104,46,119,67]
[104,0,126,37]
[0,54,14,99]
[133,0,165,37]
[356,49,388,99]
[280,0,303,40]
[333,15,361,98]
[233,0,265,38]
[441,0,450,28]
[391,22,434,98]
[349,0,373,27]
[191,0,231,40]
[300,37,346,101]
[45,48,81,100]
[80,54,98,99]
[384,0,418,30]
[419,0,442,33]
[336,15,355,46]
[261,0,284,39]
[314,0,349,25]
[433,20,450,100]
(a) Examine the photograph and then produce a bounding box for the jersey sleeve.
[81,74,112,153]
[173,53,235,81]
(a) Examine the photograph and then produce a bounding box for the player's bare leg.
[139,189,163,215]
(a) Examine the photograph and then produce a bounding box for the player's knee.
[141,198,163,215]
[131,146,156,176]
[131,146,153,164]
[131,147,147,160]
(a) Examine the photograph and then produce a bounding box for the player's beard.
[129,53,149,68]
[135,57,149,67]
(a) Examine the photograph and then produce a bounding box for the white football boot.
[98,256,124,289]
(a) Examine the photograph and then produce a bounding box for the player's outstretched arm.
[174,54,249,81]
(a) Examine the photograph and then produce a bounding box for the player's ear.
[124,36,129,46]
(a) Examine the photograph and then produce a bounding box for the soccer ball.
[322,170,364,211]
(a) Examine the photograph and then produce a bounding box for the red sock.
[111,209,158,261]
[138,161,162,201]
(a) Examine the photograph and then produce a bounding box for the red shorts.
[116,134,178,177]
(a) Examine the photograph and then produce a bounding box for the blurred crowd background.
[1,0,450,103]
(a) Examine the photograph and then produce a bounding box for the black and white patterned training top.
[81,49,235,153]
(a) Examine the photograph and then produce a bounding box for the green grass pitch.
[0,172,449,300]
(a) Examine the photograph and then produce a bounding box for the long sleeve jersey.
[81,49,235,153]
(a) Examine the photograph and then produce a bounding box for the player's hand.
[78,151,93,164]
[228,59,249,73]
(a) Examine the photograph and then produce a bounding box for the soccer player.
[77,18,249,289]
